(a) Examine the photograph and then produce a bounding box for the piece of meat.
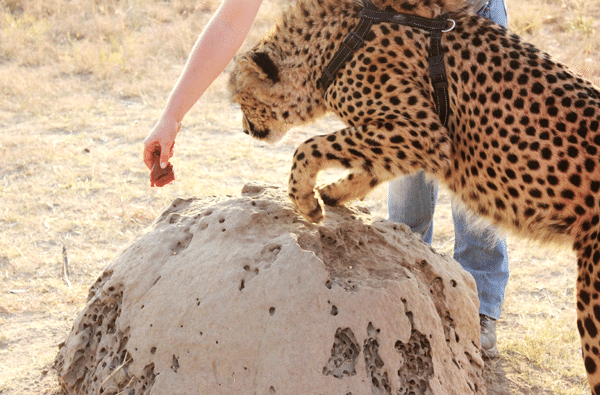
[149,147,175,187]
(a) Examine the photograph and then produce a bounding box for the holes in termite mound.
[238,265,258,291]
[171,228,193,255]
[413,262,456,345]
[364,322,391,395]
[324,278,358,292]
[394,329,434,393]
[430,276,444,296]
[323,327,360,378]
[259,243,281,266]
[87,270,113,299]
[269,307,276,316]
[239,262,261,292]
[157,197,194,223]
[427,277,456,344]
[327,300,338,316]
[168,213,181,224]
[55,281,130,394]
[139,363,157,392]
[171,355,180,373]
[196,210,227,231]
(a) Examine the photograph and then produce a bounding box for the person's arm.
[144,0,263,170]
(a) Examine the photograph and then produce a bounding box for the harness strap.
[428,28,450,126]
[319,0,453,126]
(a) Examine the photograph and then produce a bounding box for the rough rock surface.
[54,183,485,395]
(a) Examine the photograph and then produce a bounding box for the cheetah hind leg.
[317,171,384,208]
[574,228,600,394]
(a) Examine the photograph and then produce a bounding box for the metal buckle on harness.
[429,53,447,87]
[320,68,335,89]
[341,31,364,51]
[430,73,448,89]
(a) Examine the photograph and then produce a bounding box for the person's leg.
[452,207,509,320]
[452,206,508,357]
[388,171,437,243]
[478,0,508,28]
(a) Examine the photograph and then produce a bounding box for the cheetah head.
[230,43,327,143]
[229,49,293,143]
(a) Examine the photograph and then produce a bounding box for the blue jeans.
[388,0,509,320]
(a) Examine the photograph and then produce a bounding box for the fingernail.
[160,162,166,169]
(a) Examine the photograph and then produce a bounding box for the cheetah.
[229,0,600,390]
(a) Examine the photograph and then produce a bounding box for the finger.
[143,142,159,170]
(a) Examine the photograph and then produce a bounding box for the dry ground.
[1,0,600,393]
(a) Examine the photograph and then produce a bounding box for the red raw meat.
[150,147,175,187]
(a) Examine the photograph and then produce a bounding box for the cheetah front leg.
[288,123,451,223]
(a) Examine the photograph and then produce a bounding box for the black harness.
[319,0,455,126]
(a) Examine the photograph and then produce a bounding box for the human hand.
[144,116,182,170]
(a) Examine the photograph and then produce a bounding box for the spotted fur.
[229,0,600,391]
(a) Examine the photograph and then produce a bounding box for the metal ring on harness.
[442,19,456,33]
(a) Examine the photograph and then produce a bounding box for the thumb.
[160,141,172,169]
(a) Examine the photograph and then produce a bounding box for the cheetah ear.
[248,51,281,84]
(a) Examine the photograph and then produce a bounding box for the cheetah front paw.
[290,189,325,224]
[316,173,372,207]
[316,183,343,207]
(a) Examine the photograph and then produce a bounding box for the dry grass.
[0,0,599,393]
